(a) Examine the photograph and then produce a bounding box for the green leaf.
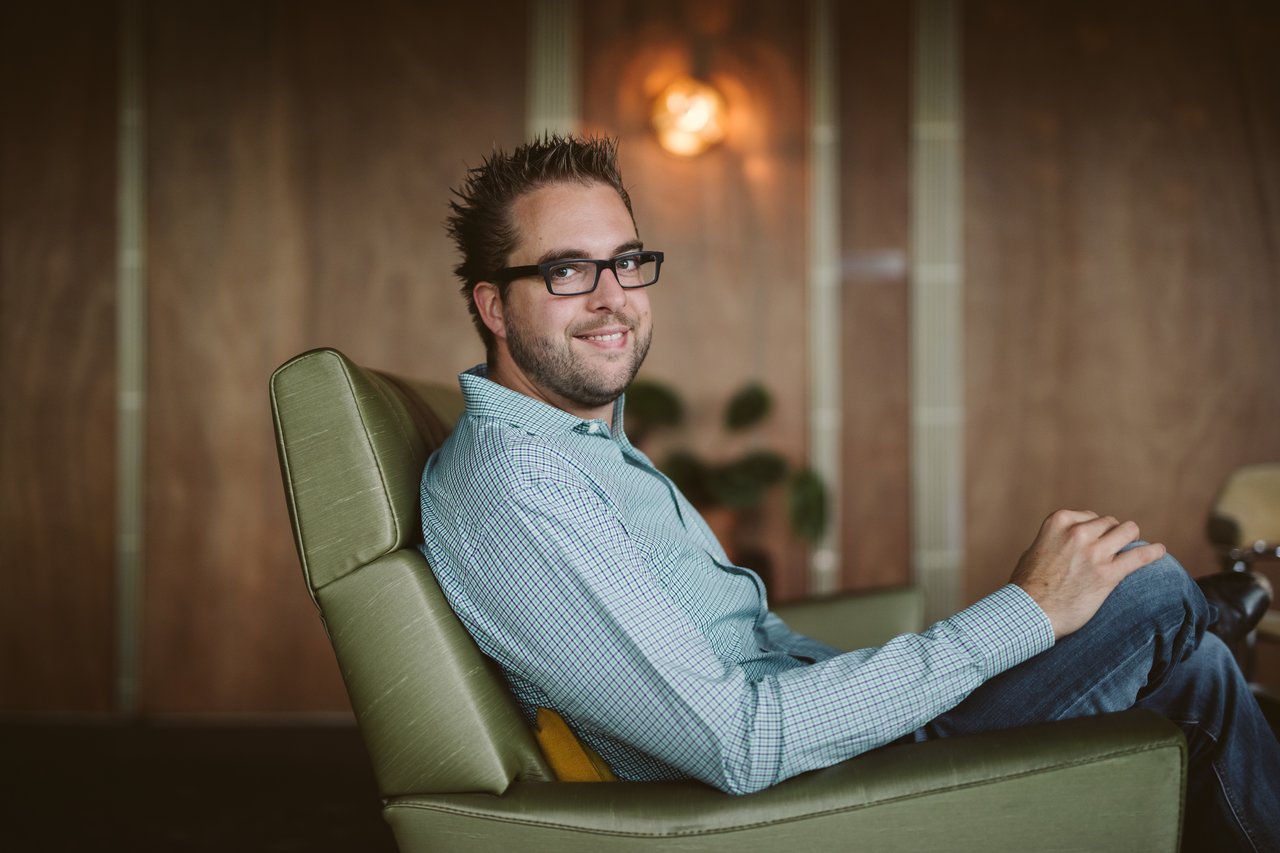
[735,451,788,485]
[724,383,771,431]
[624,379,684,445]
[706,466,765,509]
[706,451,788,509]
[788,468,828,543]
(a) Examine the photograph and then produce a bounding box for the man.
[420,135,1278,849]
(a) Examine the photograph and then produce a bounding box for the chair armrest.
[772,586,924,650]
[384,710,1185,852]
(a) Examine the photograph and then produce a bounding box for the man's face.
[478,181,653,421]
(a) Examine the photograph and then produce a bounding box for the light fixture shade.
[651,77,727,157]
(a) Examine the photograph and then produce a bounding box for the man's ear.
[473,282,507,340]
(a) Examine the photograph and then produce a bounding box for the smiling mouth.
[572,317,634,345]
[579,331,625,343]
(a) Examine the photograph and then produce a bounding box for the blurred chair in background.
[1207,463,1280,680]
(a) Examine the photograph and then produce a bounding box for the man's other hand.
[1010,509,1167,640]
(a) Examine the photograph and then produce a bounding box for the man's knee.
[1109,545,1210,642]
[1118,542,1198,597]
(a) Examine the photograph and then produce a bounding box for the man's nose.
[587,266,628,311]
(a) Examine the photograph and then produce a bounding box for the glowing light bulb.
[651,77,727,157]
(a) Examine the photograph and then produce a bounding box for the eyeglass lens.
[547,254,660,294]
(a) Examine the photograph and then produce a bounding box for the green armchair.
[270,347,1187,852]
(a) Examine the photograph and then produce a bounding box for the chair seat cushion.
[383,710,1185,852]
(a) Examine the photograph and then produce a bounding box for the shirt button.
[587,423,599,433]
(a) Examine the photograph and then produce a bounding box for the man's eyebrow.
[535,241,645,266]
[535,248,590,266]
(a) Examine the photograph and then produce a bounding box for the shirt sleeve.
[448,455,1055,796]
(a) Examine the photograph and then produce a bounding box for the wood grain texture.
[964,0,1280,602]
[581,0,812,600]
[0,2,119,712]
[18,0,1274,715]
[143,0,526,712]
[837,0,912,592]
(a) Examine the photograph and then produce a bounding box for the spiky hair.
[446,134,636,355]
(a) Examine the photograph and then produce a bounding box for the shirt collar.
[459,364,628,441]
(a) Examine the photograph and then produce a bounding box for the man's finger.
[1112,541,1166,579]
[1070,514,1120,544]
[1045,508,1101,532]
[1096,519,1140,554]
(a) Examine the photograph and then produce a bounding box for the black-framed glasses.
[489,250,664,296]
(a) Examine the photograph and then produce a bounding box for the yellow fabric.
[533,708,617,782]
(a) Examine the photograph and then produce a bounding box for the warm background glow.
[651,77,727,156]
[4,0,1279,715]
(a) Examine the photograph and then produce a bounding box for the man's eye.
[550,266,577,279]
[615,257,638,272]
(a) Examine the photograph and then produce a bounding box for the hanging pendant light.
[651,76,727,157]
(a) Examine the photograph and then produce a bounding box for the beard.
[505,313,653,410]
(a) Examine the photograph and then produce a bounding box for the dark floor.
[0,721,396,852]
[5,689,1279,852]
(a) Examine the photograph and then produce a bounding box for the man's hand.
[1010,509,1167,640]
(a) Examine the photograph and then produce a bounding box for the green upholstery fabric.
[773,587,924,651]
[316,549,551,795]
[271,349,552,797]
[384,712,1184,852]
[271,348,452,594]
[270,347,1187,852]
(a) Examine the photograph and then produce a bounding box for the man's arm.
[433,459,1056,795]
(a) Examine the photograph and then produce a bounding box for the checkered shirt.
[418,366,1055,794]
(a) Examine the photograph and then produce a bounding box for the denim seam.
[1211,759,1260,852]
[1178,718,1260,853]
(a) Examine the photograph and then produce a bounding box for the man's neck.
[484,358,616,429]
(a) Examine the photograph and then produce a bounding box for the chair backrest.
[1207,463,1280,552]
[270,347,552,797]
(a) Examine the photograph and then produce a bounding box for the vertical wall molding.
[807,0,842,595]
[527,0,580,137]
[911,0,963,620]
[116,0,146,714]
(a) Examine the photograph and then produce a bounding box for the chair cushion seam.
[384,740,1184,839]
[344,362,401,562]
[365,372,418,550]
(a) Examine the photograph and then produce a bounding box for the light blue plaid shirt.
[419,367,1055,794]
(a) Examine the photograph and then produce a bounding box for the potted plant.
[625,379,828,585]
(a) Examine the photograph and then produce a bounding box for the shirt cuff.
[945,584,1056,678]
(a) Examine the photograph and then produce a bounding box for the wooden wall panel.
[581,0,812,600]
[143,0,527,712]
[964,1,1280,604]
[0,2,119,712]
[14,0,1271,715]
[837,1,912,592]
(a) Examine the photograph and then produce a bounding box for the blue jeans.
[919,552,1280,851]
